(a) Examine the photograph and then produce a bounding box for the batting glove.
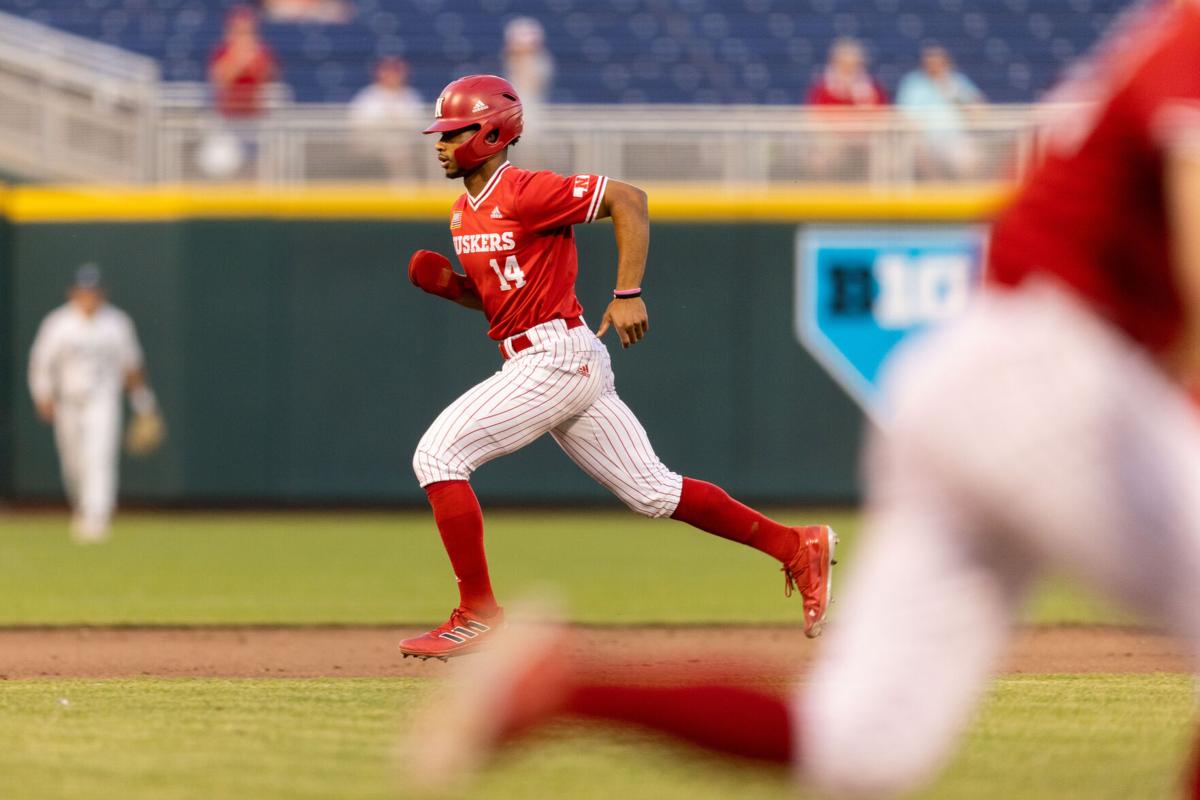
[409,250,470,302]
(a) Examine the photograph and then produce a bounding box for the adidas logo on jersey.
[490,206,504,219]
[577,364,590,377]
[471,100,489,113]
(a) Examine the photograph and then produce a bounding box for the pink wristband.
[613,288,642,299]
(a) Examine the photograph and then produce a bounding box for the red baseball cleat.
[399,606,505,661]
[783,525,839,639]
[400,602,570,793]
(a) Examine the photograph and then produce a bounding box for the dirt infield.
[0,624,1188,680]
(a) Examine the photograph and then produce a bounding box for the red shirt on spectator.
[806,70,888,106]
[209,9,277,118]
[209,43,276,117]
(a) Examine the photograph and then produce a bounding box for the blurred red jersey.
[806,73,888,106]
[448,162,608,340]
[209,43,276,118]
[988,0,1200,354]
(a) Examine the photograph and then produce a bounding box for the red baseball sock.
[566,684,794,764]
[671,477,799,563]
[1186,724,1200,799]
[424,480,499,616]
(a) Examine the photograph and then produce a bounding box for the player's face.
[434,127,478,179]
[69,286,104,316]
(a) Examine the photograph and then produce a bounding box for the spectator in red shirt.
[806,37,888,107]
[208,6,277,119]
[802,39,888,180]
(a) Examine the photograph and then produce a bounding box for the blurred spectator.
[806,38,888,107]
[349,57,422,124]
[897,45,986,178]
[204,7,278,179]
[803,38,887,180]
[265,0,353,24]
[502,17,553,107]
[208,7,277,119]
[500,17,555,168]
[348,58,423,180]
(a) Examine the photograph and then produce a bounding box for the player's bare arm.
[124,367,160,414]
[28,320,56,423]
[594,180,650,348]
[123,367,146,393]
[449,283,484,311]
[1166,142,1200,384]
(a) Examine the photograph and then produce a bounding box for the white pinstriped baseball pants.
[413,318,684,517]
[799,281,1200,797]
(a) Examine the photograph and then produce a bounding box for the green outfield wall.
[0,185,1003,505]
[0,214,11,499]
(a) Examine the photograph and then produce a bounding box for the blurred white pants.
[799,281,1200,797]
[54,392,121,532]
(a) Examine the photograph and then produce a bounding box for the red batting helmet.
[423,75,523,172]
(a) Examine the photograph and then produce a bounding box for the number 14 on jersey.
[489,256,526,291]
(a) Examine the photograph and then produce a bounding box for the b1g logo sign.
[795,226,986,420]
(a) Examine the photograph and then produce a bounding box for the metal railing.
[0,13,1047,188]
[156,100,1044,187]
[0,10,159,182]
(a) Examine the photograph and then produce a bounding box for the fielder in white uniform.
[28,265,159,542]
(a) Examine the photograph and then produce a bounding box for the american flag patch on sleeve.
[450,210,462,229]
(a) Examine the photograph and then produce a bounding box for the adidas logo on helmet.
[471,100,490,113]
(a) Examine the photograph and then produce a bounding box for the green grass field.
[0,676,1191,800]
[0,510,1180,800]
[0,509,1123,625]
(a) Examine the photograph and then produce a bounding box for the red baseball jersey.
[988,0,1200,354]
[447,162,609,340]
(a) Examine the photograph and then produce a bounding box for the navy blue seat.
[7,0,1130,104]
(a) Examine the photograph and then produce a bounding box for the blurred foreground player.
[408,2,1200,796]
[29,265,163,543]
[400,74,837,659]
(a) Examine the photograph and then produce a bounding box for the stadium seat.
[7,0,1131,104]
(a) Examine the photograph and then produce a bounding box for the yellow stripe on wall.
[0,183,1011,223]
[646,184,1010,221]
[3,185,460,222]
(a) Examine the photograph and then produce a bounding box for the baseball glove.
[125,411,166,456]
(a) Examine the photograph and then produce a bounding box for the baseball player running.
[408,2,1200,796]
[28,265,163,543]
[400,75,837,659]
